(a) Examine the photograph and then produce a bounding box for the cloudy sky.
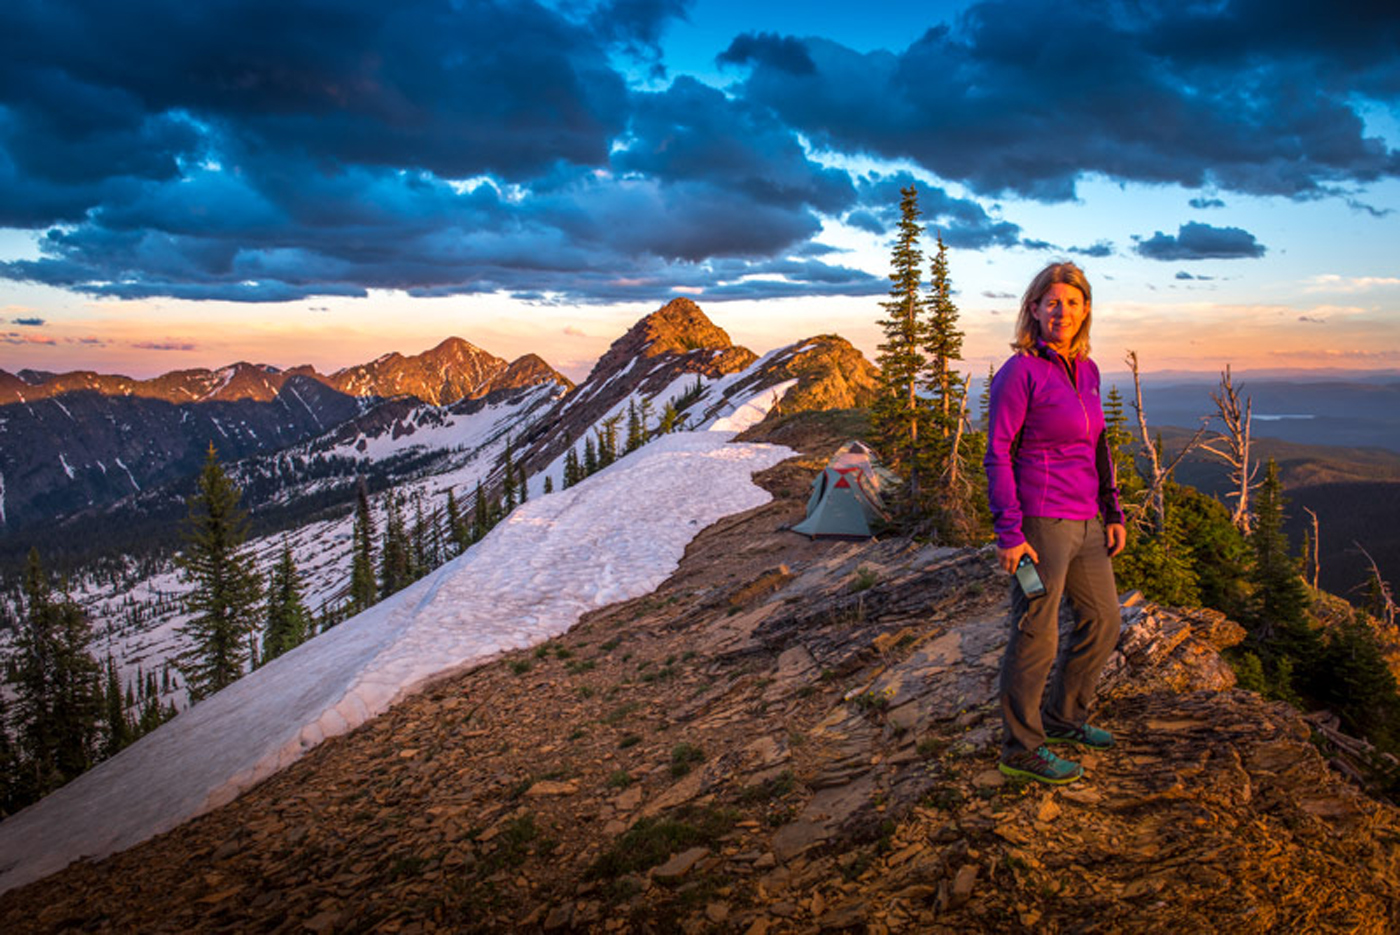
[1,0,1397,381]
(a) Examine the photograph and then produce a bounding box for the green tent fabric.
[791,441,895,539]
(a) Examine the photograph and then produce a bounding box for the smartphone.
[1014,554,1046,599]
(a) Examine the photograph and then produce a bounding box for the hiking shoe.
[998,746,1083,785]
[1044,723,1114,749]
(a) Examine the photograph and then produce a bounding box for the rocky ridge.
[2,413,1396,933]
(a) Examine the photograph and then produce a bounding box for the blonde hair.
[1011,262,1093,360]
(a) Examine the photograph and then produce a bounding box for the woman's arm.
[984,360,1036,572]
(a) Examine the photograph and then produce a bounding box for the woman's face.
[1033,282,1088,353]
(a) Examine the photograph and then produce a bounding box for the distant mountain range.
[0,337,567,407]
[0,298,876,578]
[0,340,572,537]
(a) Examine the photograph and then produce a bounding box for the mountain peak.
[585,298,751,390]
[631,297,734,357]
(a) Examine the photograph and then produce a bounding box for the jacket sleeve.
[1095,429,1125,527]
[983,359,1029,549]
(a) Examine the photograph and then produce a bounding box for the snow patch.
[0,432,791,895]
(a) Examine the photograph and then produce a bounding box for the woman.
[983,261,1126,785]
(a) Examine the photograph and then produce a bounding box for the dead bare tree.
[941,378,970,490]
[1198,365,1258,535]
[1303,507,1321,589]
[1125,350,1208,534]
[1355,542,1397,629]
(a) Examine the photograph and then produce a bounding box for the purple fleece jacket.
[983,343,1124,549]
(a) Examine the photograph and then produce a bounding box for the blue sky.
[0,0,1396,380]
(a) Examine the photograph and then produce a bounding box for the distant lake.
[1254,414,1316,421]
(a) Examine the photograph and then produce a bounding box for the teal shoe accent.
[1044,723,1114,749]
[998,745,1083,785]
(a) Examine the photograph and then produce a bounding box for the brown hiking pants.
[1000,516,1122,758]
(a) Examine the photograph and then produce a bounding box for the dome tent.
[791,440,896,539]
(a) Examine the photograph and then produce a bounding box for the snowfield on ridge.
[0,422,792,894]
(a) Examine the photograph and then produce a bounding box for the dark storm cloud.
[0,0,883,304]
[615,77,854,216]
[721,0,1400,202]
[717,33,816,76]
[851,173,1021,249]
[1135,222,1266,261]
[1,0,1393,307]
[13,317,45,326]
[1190,197,1226,209]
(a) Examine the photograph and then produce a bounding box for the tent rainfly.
[791,440,896,539]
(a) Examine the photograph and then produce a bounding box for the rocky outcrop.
[3,413,1395,933]
[704,334,879,421]
[586,297,756,383]
[514,298,761,480]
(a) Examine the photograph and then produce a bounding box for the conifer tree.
[102,655,131,758]
[922,231,964,444]
[379,488,411,598]
[543,475,554,495]
[348,479,377,614]
[872,185,930,499]
[1249,459,1311,637]
[1313,611,1400,749]
[0,696,19,816]
[445,487,466,555]
[7,548,100,796]
[473,480,490,539]
[177,445,262,702]
[658,401,680,434]
[584,435,598,476]
[597,415,621,469]
[410,495,431,578]
[563,447,582,488]
[626,400,644,453]
[517,465,528,504]
[502,440,517,512]
[263,541,310,663]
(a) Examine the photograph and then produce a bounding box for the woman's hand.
[1105,523,1127,557]
[997,540,1039,574]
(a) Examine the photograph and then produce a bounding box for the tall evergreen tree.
[502,439,517,511]
[263,541,310,663]
[597,415,621,469]
[0,695,20,816]
[922,231,964,444]
[472,479,491,540]
[348,479,377,615]
[102,655,131,758]
[563,447,582,488]
[626,400,644,453]
[583,435,598,476]
[379,488,412,598]
[543,475,554,495]
[176,445,262,702]
[6,548,101,797]
[1249,459,1311,637]
[872,185,930,498]
[445,487,467,555]
[410,495,431,578]
[517,465,529,504]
